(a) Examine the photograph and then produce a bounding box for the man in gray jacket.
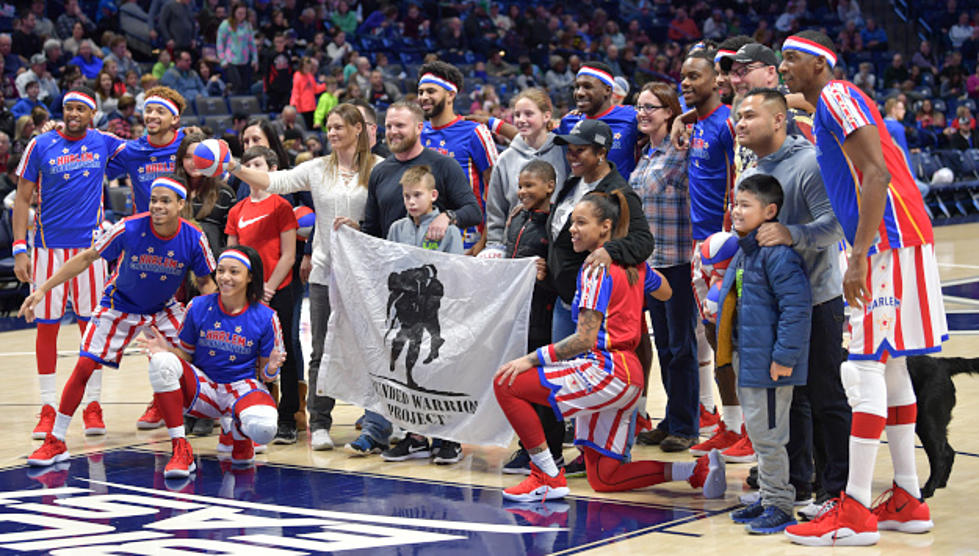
[735,88,851,517]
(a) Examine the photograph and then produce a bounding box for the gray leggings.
[307,283,336,431]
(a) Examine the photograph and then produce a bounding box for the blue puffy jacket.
[716,229,813,388]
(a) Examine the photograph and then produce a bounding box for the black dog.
[908,355,979,498]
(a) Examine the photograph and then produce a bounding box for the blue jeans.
[647,263,699,439]
[362,410,392,444]
[551,298,575,341]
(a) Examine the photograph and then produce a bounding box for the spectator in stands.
[330,1,359,35]
[47,70,84,119]
[12,115,34,155]
[950,12,974,49]
[703,9,726,41]
[401,3,430,40]
[63,22,86,57]
[70,40,103,79]
[42,40,67,79]
[945,105,977,149]
[351,57,372,93]
[158,0,198,51]
[198,59,226,97]
[197,0,223,44]
[546,56,574,101]
[313,76,340,130]
[16,55,56,103]
[326,31,352,68]
[367,70,400,108]
[853,62,876,98]
[883,54,909,90]
[217,3,258,96]
[837,0,864,26]
[916,98,945,128]
[93,70,120,124]
[967,65,979,99]
[464,3,500,60]
[340,81,364,103]
[262,9,289,39]
[438,17,468,55]
[11,81,45,120]
[30,1,54,40]
[0,90,14,138]
[104,36,140,80]
[860,17,888,51]
[941,68,967,98]
[0,34,24,78]
[516,61,540,90]
[291,57,326,129]
[273,106,307,141]
[57,0,96,41]
[262,33,293,113]
[162,50,208,103]
[134,74,157,113]
[487,50,517,78]
[295,8,321,42]
[347,97,391,157]
[752,19,774,47]
[913,40,939,75]
[13,11,43,60]
[104,95,137,139]
[152,50,173,80]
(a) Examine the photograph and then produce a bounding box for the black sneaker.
[745,465,759,489]
[564,453,586,478]
[637,428,668,446]
[381,434,431,462]
[503,448,531,475]
[432,441,463,465]
[191,417,215,437]
[273,422,297,445]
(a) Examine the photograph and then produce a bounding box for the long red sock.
[493,370,554,449]
[36,322,60,375]
[77,320,88,335]
[58,357,98,416]
[583,447,667,492]
[155,390,185,429]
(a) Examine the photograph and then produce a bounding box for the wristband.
[262,362,280,381]
[487,117,503,135]
[12,240,27,256]
[536,344,558,366]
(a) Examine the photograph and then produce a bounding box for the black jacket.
[546,162,654,303]
[506,207,556,347]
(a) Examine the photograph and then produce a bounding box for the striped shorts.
[181,360,272,420]
[80,303,184,367]
[32,247,107,322]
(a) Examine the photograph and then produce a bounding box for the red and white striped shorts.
[182,362,272,420]
[690,240,709,321]
[847,244,948,361]
[80,303,184,367]
[32,247,107,322]
[538,357,642,461]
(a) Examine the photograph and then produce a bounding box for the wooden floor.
[2,222,978,554]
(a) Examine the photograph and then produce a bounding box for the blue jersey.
[178,293,283,384]
[688,104,735,241]
[106,130,184,213]
[94,214,216,314]
[421,116,498,204]
[17,129,126,249]
[559,105,640,179]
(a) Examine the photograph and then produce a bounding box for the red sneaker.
[721,428,755,463]
[872,483,934,533]
[699,404,720,434]
[784,492,880,546]
[164,438,197,479]
[28,434,70,466]
[687,448,726,498]
[33,405,56,440]
[689,421,740,456]
[253,441,267,454]
[82,401,106,436]
[503,464,570,502]
[137,401,164,430]
[232,439,255,466]
[217,430,233,459]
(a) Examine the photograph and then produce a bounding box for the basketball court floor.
[0,223,977,554]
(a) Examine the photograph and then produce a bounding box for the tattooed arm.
[495,308,602,386]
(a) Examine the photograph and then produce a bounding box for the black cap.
[732,43,778,67]
[554,119,613,148]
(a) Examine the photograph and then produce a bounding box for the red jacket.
[290,71,326,113]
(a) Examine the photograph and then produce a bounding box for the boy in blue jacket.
[715,174,812,534]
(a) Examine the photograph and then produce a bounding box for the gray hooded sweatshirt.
[739,134,844,306]
[484,133,569,245]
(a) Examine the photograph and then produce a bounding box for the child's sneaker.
[381,434,431,461]
[871,483,934,534]
[699,404,720,434]
[784,492,879,546]
[731,500,764,523]
[82,401,106,436]
[688,448,726,498]
[137,401,165,429]
[344,434,385,457]
[27,434,70,466]
[689,421,740,456]
[503,464,569,502]
[502,448,531,475]
[432,441,463,464]
[746,506,796,534]
[564,453,586,478]
[798,490,833,521]
[721,430,755,463]
[33,405,56,440]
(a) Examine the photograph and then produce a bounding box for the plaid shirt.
[629,137,692,267]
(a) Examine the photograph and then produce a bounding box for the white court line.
[938,262,979,270]
[0,348,142,357]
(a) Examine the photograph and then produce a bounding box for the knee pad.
[148,352,182,393]
[840,360,887,418]
[884,357,917,408]
[239,404,278,445]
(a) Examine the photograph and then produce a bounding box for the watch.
[444,209,457,225]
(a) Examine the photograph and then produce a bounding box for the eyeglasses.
[636,104,666,113]
[731,63,766,79]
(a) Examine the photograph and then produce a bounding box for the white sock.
[39,374,57,407]
[846,436,881,507]
[167,426,185,440]
[722,405,743,432]
[887,423,922,499]
[52,412,71,440]
[637,395,648,419]
[530,449,559,477]
[696,326,715,411]
[82,368,102,404]
[672,461,696,481]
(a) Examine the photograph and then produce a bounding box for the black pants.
[788,296,851,496]
[268,283,299,425]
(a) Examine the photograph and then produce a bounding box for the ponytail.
[579,189,638,284]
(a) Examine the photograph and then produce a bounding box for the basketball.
[700,231,739,276]
[294,205,315,240]
[192,139,231,178]
[701,280,722,324]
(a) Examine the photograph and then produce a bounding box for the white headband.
[151,176,186,199]
[144,95,179,116]
[63,91,96,110]
[218,250,251,270]
[577,66,615,88]
[418,73,458,93]
[782,36,837,68]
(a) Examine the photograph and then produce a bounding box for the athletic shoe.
[699,404,720,434]
[503,448,532,475]
[432,441,463,464]
[345,434,385,456]
[33,404,56,440]
[784,492,879,546]
[381,434,430,462]
[191,418,215,437]
[746,506,797,534]
[253,441,267,454]
[745,465,758,489]
[163,438,197,479]
[503,464,570,502]
[355,414,364,430]
[231,438,254,466]
[798,491,835,522]
[310,429,334,451]
[660,435,697,452]
[27,434,70,466]
[137,401,164,430]
[721,431,756,463]
[564,453,586,478]
[636,428,668,446]
[689,421,740,456]
[740,491,761,505]
[687,448,726,499]
[217,430,233,458]
[273,422,298,445]
[82,401,106,436]
[795,487,813,506]
[731,500,764,523]
[871,483,934,533]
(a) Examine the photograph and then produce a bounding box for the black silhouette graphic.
[385,264,446,389]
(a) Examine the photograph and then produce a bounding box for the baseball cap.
[613,76,630,98]
[554,119,613,148]
[732,43,778,67]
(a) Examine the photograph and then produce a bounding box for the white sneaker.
[311,429,334,451]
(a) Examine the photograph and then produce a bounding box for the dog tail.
[942,357,979,378]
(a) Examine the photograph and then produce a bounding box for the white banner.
[317,226,536,447]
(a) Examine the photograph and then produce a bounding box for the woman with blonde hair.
[226,103,382,452]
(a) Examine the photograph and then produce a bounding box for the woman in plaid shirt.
[628,82,701,453]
